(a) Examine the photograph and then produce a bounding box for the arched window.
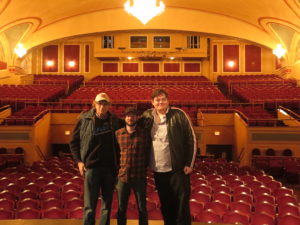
[282,149,293,156]
[266,148,275,156]
[252,148,261,156]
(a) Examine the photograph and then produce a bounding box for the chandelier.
[14,43,27,58]
[124,0,165,25]
[272,44,286,59]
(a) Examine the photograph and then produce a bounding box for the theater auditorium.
[0,0,300,224]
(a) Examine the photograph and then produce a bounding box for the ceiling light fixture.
[14,43,27,58]
[124,0,165,25]
[273,44,286,59]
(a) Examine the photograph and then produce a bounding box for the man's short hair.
[151,88,169,99]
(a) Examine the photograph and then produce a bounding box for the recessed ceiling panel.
[270,23,295,51]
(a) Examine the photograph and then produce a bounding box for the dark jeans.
[116,178,148,225]
[83,167,116,225]
[154,171,191,225]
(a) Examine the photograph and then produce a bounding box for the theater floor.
[0,220,215,225]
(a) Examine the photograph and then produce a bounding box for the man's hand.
[77,162,86,176]
[184,166,193,175]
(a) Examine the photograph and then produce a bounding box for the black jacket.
[69,108,123,169]
[141,107,197,172]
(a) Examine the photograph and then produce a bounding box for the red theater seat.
[195,209,222,223]
[68,206,83,219]
[0,209,14,219]
[42,207,67,219]
[250,212,275,225]
[277,214,300,225]
[223,211,250,225]
[15,207,40,219]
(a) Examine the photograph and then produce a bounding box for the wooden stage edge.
[0,219,224,225]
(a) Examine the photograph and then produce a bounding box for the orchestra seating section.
[64,86,229,104]
[86,75,213,86]
[33,74,84,92]
[0,157,299,223]
[0,74,299,127]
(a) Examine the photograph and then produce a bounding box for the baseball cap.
[124,107,137,116]
[94,92,110,103]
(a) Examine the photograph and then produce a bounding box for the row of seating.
[33,74,84,91]
[64,86,229,103]
[218,74,294,89]
[88,75,211,82]
[0,157,299,223]
[1,106,48,125]
[0,85,66,103]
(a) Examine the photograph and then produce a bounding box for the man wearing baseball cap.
[70,92,123,225]
[115,107,151,225]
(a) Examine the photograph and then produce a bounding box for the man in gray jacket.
[141,88,197,225]
[70,92,123,225]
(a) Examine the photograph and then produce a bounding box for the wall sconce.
[65,130,71,135]
[14,43,27,58]
[169,57,175,60]
[127,56,133,60]
[46,60,54,67]
[214,131,221,136]
[68,61,76,67]
[227,60,235,68]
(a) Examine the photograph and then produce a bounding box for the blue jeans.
[83,167,116,225]
[116,178,148,225]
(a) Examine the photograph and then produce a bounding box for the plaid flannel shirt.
[115,126,151,182]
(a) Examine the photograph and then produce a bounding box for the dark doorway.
[52,144,71,157]
[206,144,233,161]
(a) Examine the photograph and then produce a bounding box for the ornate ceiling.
[0,0,299,62]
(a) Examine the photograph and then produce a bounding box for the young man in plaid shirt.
[115,107,151,225]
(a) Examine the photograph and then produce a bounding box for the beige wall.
[50,113,79,144]
[234,113,250,166]
[32,112,51,162]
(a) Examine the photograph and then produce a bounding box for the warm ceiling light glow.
[14,43,27,58]
[227,60,235,68]
[68,61,76,67]
[124,0,165,25]
[46,60,54,67]
[273,44,286,59]
[65,130,71,135]
[169,57,175,60]
[127,56,133,60]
